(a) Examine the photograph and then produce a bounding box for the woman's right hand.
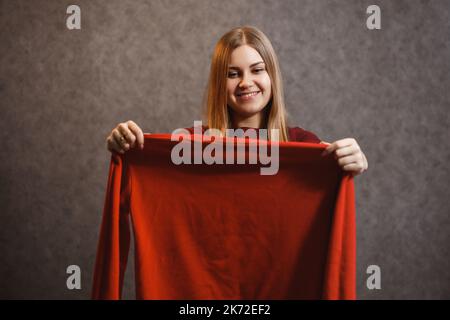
[106,120,145,154]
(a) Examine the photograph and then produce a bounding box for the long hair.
[203,26,289,142]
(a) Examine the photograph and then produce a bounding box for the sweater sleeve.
[288,126,321,143]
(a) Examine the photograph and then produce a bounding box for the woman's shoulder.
[287,126,321,143]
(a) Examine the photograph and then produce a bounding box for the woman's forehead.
[229,45,264,67]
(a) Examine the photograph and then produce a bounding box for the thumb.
[320,141,332,156]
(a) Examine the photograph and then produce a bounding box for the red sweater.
[92,133,356,299]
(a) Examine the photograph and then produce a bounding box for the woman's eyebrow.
[228,61,265,69]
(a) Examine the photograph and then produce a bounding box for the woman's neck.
[230,111,266,129]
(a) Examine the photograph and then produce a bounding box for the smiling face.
[226,45,272,128]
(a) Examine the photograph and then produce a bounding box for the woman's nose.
[239,72,254,88]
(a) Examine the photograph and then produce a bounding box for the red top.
[287,127,321,143]
[184,126,321,143]
[92,134,356,300]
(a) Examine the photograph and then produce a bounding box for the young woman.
[106,26,368,176]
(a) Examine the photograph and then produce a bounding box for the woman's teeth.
[238,91,259,98]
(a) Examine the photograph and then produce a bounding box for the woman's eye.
[228,68,264,78]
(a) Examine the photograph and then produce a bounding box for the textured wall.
[0,0,449,299]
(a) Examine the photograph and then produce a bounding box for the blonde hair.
[203,26,289,142]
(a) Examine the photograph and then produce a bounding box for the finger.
[337,154,358,167]
[338,138,357,147]
[342,163,365,175]
[113,130,130,150]
[362,152,369,171]
[335,145,360,158]
[322,138,356,156]
[117,124,136,147]
[107,136,125,154]
[321,142,336,156]
[127,121,144,149]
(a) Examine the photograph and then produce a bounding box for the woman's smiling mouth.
[236,91,260,100]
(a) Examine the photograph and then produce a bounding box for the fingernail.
[140,144,144,149]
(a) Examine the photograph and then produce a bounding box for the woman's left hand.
[320,138,368,176]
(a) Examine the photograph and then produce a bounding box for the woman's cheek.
[226,84,236,104]
[261,76,271,94]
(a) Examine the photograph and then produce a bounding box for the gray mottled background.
[0,0,449,299]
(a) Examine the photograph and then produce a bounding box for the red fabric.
[185,126,321,143]
[92,133,356,300]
